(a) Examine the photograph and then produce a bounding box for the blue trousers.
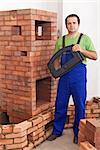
[53,63,87,137]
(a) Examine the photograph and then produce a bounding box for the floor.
[33,129,79,150]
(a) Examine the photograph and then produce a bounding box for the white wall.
[0,0,62,33]
[62,0,100,100]
[0,0,58,11]
[0,0,64,38]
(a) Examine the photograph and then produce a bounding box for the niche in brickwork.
[36,77,51,106]
[21,51,27,56]
[35,20,51,40]
[12,25,22,35]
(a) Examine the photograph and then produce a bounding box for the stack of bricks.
[86,97,100,119]
[78,97,100,150]
[65,104,75,128]
[65,97,100,129]
[85,119,100,150]
[79,119,100,150]
[78,119,87,144]
[0,9,57,123]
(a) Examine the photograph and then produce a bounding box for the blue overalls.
[52,43,87,137]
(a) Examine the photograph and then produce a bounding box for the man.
[48,14,97,143]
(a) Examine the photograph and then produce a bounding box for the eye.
[67,22,71,25]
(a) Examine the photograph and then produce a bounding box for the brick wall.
[0,97,100,150]
[0,9,57,123]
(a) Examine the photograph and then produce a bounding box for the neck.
[67,32,79,38]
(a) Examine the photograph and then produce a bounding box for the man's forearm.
[81,49,97,60]
[72,44,97,60]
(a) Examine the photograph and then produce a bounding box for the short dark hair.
[65,14,80,27]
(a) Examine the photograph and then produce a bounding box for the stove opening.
[36,77,51,106]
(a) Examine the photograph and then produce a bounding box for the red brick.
[13,121,32,133]
[14,135,27,144]
[0,139,13,145]
[2,125,13,134]
[5,140,27,149]
[5,130,27,138]
[80,141,97,150]
[32,117,43,126]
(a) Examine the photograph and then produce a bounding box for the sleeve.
[84,35,95,51]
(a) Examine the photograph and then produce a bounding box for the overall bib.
[53,34,87,137]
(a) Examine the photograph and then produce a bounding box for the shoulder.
[81,33,94,44]
[81,33,95,50]
[82,34,92,41]
[55,36,63,48]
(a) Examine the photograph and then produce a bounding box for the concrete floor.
[33,129,79,150]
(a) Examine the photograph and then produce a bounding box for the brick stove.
[0,9,57,123]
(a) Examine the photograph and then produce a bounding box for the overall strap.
[62,35,66,48]
[62,33,83,48]
[77,33,83,44]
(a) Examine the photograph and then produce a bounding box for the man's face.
[66,17,79,33]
